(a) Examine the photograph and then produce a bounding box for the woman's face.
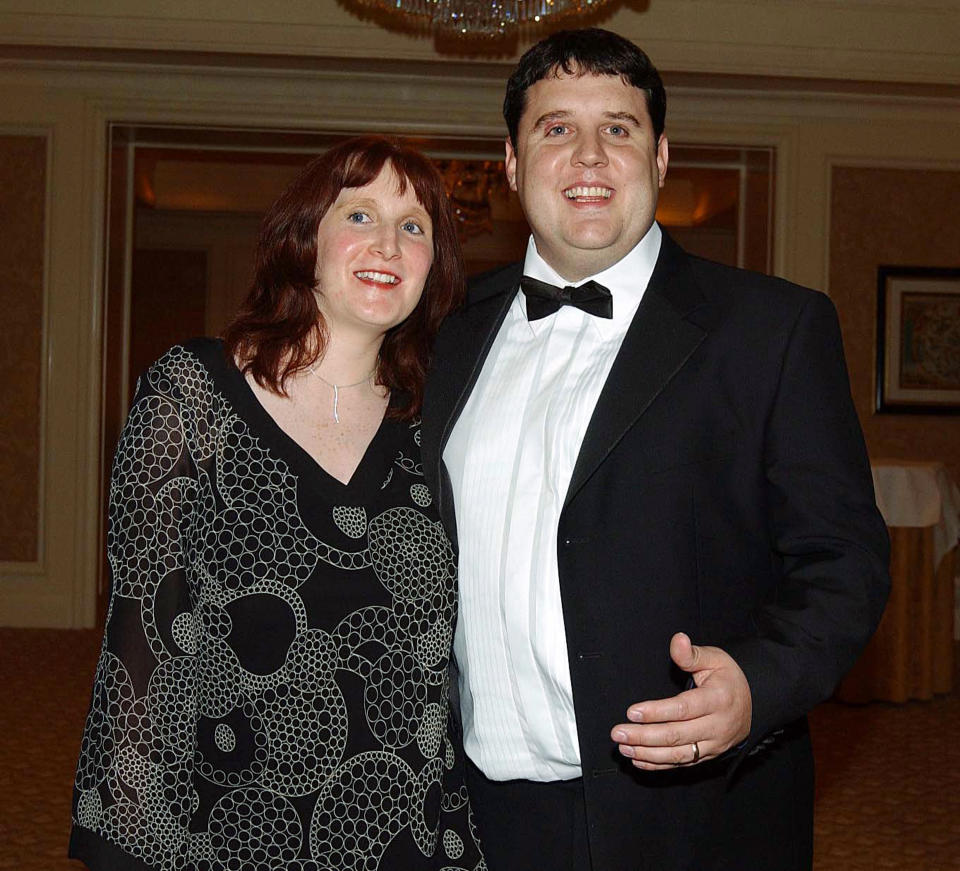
[314,164,434,343]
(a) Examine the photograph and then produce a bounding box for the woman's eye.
[401,220,424,235]
[348,211,371,224]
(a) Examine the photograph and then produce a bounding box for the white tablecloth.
[871,459,960,639]
[871,460,960,571]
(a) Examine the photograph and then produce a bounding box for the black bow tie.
[519,276,613,321]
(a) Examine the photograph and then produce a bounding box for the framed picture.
[876,266,960,414]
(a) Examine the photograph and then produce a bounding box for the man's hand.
[610,632,752,770]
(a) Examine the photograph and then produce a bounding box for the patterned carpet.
[1,628,957,870]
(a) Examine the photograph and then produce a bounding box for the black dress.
[69,339,482,871]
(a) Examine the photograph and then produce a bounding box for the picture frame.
[875,266,960,414]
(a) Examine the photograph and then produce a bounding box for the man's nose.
[571,130,608,167]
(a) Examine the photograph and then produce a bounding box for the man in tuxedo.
[422,28,889,871]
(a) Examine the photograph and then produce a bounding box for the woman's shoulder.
[173,336,230,373]
[179,334,223,359]
[137,337,231,405]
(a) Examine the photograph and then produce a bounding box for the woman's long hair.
[223,135,465,419]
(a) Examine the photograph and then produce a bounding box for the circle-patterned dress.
[69,339,483,871]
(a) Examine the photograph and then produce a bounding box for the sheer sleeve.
[70,351,203,871]
[432,680,484,871]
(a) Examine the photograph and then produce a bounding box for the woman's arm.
[70,350,202,871]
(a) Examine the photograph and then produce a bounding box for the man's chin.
[566,235,635,268]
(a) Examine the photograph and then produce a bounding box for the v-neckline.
[208,340,394,495]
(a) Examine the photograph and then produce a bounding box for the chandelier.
[351,0,613,38]
[431,158,510,238]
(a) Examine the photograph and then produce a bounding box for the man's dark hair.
[503,28,666,148]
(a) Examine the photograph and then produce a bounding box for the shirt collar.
[518,222,662,337]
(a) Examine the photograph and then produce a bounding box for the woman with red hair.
[70,136,482,871]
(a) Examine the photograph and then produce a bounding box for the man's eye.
[546,125,568,136]
[608,125,627,136]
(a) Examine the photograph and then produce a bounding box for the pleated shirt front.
[444,224,661,782]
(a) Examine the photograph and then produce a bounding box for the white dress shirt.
[443,223,662,781]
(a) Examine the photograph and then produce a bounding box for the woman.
[69,136,482,871]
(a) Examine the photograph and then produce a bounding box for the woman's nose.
[370,226,401,259]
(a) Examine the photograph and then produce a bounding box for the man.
[422,28,889,871]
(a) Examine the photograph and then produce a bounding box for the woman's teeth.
[355,271,398,284]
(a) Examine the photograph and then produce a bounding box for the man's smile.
[563,185,613,202]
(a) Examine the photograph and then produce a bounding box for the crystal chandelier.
[352,0,613,38]
[433,158,510,238]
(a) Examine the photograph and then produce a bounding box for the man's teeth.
[356,271,398,284]
[565,186,612,199]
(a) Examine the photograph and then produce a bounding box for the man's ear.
[656,134,669,189]
[505,137,518,192]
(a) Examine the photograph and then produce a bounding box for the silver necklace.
[307,364,375,424]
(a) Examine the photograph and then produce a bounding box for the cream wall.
[0,2,958,626]
[0,1,957,85]
[830,166,960,483]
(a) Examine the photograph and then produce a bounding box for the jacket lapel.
[564,234,710,507]
[425,263,520,544]
[436,265,520,455]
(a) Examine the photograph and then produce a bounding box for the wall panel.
[0,134,45,563]
[830,165,960,482]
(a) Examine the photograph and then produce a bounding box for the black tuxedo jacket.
[422,231,889,870]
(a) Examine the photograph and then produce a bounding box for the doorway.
[97,123,775,618]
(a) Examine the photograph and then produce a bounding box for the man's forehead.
[521,70,650,118]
